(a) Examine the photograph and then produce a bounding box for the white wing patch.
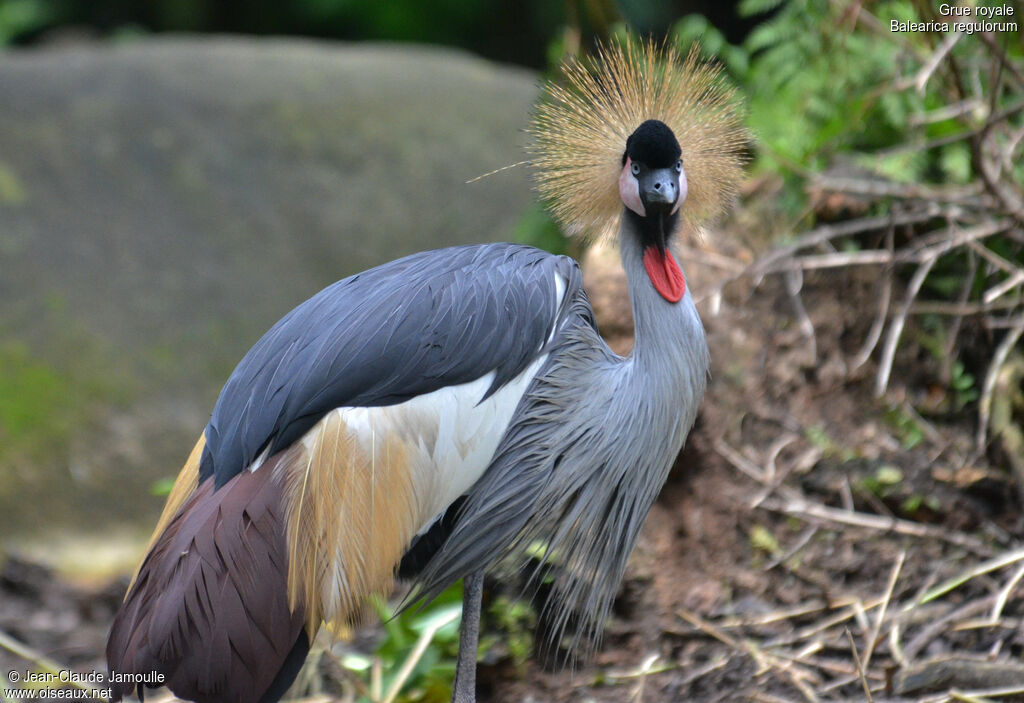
[317,354,548,538]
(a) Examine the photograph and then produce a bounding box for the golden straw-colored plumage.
[282,410,418,634]
[530,39,747,240]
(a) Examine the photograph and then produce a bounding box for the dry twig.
[977,316,1024,448]
[843,628,874,703]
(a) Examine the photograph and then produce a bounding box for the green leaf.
[876,465,904,486]
[738,0,787,18]
[150,477,176,497]
[410,603,462,637]
[939,142,971,183]
[340,653,373,672]
[750,525,782,556]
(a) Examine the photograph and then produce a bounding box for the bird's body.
[107,40,744,703]
[107,237,706,703]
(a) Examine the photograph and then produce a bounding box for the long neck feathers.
[519,214,709,662]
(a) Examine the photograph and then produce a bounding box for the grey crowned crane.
[106,41,745,703]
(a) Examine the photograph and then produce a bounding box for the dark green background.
[0,0,758,67]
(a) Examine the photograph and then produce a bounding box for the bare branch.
[915,31,963,95]
[875,256,937,398]
[977,315,1024,448]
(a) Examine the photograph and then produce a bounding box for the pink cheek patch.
[672,169,688,215]
[619,158,645,216]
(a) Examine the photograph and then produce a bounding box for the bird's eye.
[675,160,682,173]
[631,162,640,176]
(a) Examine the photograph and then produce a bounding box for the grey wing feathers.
[202,243,585,487]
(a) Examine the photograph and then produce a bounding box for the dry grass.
[663,433,1024,702]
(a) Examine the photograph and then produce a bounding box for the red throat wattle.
[642,247,686,303]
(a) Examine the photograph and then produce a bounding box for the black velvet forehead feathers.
[623,119,682,168]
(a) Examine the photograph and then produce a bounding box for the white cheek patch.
[619,157,645,216]
[672,168,688,215]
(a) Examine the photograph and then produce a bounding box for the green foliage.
[0,337,122,463]
[856,460,940,518]
[915,316,981,411]
[337,583,540,701]
[858,464,904,498]
[673,0,1022,205]
[900,492,941,516]
[0,0,562,66]
[749,523,782,557]
[149,476,176,497]
[513,203,569,256]
[362,587,463,703]
[672,14,748,76]
[674,0,1022,433]
[484,595,536,669]
[950,360,979,410]
[884,406,924,450]
[0,0,52,44]
[0,342,75,452]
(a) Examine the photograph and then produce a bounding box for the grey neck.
[614,207,709,476]
[617,213,702,373]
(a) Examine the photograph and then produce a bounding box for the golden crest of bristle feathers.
[529,39,747,240]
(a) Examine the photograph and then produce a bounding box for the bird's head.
[619,119,687,301]
[530,39,746,261]
[619,119,685,237]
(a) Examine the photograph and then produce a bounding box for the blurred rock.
[0,38,537,551]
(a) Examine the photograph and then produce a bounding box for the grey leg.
[451,570,484,703]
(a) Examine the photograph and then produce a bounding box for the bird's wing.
[201,242,585,488]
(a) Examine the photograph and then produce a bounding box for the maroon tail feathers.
[106,459,307,703]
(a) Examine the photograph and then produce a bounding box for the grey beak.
[638,167,679,213]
